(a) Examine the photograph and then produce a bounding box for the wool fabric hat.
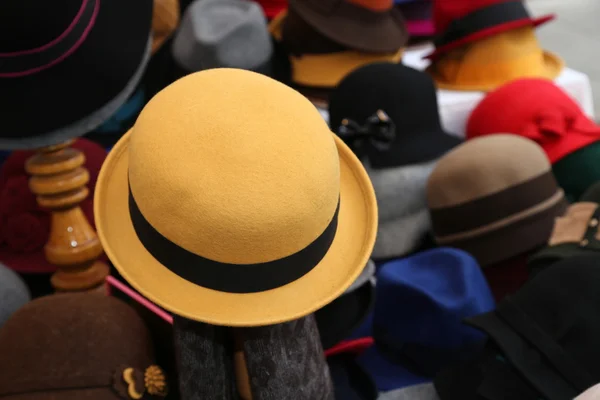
[467,79,600,164]
[0,0,153,150]
[269,11,403,90]
[528,202,600,272]
[398,0,434,37]
[289,0,408,54]
[329,353,378,400]
[329,63,460,260]
[152,0,180,54]
[94,68,377,327]
[253,0,288,19]
[358,248,495,392]
[426,0,554,61]
[0,263,30,328]
[0,293,168,399]
[172,0,273,75]
[427,134,567,267]
[427,26,563,92]
[464,255,600,400]
[0,139,107,274]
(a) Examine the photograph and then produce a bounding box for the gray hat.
[345,259,375,294]
[172,0,273,74]
[366,160,437,260]
[0,263,31,328]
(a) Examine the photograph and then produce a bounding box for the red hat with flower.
[0,139,107,274]
[466,78,600,164]
[424,0,554,60]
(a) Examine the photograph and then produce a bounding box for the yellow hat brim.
[94,131,377,327]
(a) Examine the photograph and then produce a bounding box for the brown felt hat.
[0,293,168,400]
[288,0,408,53]
[427,134,567,267]
[529,202,600,271]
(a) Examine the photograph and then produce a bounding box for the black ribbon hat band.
[435,1,532,48]
[0,0,99,78]
[128,185,340,294]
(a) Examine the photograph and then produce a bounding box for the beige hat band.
[128,184,340,294]
[435,188,564,244]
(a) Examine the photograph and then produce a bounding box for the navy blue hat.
[358,247,495,392]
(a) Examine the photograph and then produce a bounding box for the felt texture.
[173,316,238,400]
[0,293,158,399]
[172,0,273,73]
[425,0,554,60]
[152,0,180,54]
[380,383,440,400]
[467,79,600,164]
[269,12,403,89]
[358,248,495,392]
[253,0,288,19]
[427,135,567,266]
[0,139,108,274]
[553,141,600,202]
[94,68,377,326]
[0,263,30,328]
[427,27,563,92]
[240,314,334,400]
[576,383,600,400]
[366,161,436,260]
[0,0,153,149]
[328,354,378,400]
[287,0,407,53]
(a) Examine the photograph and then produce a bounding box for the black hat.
[328,62,461,168]
[0,0,153,149]
[438,255,600,400]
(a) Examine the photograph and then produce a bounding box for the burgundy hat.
[425,0,554,60]
[0,293,168,400]
[0,139,107,273]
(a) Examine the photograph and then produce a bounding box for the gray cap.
[172,0,273,72]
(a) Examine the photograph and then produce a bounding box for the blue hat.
[358,248,495,392]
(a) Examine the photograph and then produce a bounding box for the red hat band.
[434,1,532,48]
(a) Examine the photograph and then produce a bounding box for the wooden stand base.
[25,140,109,292]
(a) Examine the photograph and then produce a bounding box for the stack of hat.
[424,0,564,92]
[329,63,460,261]
[467,78,600,201]
[268,0,408,102]
[172,0,273,77]
[427,135,567,300]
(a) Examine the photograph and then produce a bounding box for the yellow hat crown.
[127,69,340,292]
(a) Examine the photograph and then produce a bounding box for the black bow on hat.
[336,110,396,153]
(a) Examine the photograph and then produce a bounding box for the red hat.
[466,78,600,164]
[0,139,107,273]
[253,0,287,19]
[425,0,554,60]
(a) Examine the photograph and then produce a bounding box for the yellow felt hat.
[94,69,377,327]
[427,26,564,92]
[269,11,403,89]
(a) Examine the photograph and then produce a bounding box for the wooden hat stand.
[25,139,109,292]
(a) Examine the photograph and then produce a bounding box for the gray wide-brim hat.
[366,160,437,260]
[172,0,273,74]
[0,262,31,328]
